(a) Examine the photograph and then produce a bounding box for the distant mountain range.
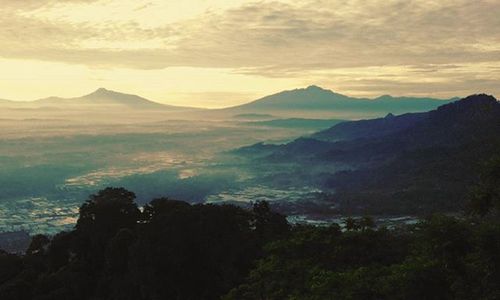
[0,88,195,111]
[35,88,174,110]
[235,94,500,215]
[225,85,457,117]
[0,86,457,118]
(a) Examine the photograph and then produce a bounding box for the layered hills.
[236,94,500,214]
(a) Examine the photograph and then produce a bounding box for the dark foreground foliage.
[225,216,500,300]
[0,188,289,300]
[1,157,500,299]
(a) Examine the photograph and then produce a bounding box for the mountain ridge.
[225,85,458,117]
[0,86,460,115]
[0,88,199,111]
[235,94,500,214]
[32,88,188,110]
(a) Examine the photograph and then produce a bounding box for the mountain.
[0,88,197,111]
[225,85,456,118]
[236,94,500,214]
[231,85,358,110]
[312,112,427,141]
[32,88,187,110]
[1,86,455,116]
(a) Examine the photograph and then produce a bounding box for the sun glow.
[0,0,499,106]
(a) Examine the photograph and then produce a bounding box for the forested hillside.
[238,94,500,215]
[0,156,499,300]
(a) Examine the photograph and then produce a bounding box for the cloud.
[0,0,499,98]
[1,0,499,70]
[303,62,500,98]
[0,0,100,10]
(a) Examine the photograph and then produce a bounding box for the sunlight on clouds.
[80,38,167,50]
[0,0,499,106]
[26,0,249,27]
[308,62,500,98]
[0,59,99,100]
[94,66,302,108]
[0,58,301,107]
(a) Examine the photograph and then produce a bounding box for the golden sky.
[0,0,499,108]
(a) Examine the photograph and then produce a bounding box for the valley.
[0,86,490,235]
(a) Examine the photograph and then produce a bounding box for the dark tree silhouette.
[76,187,140,236]
[252,201,290,242]
[1,186,500,300]
[26,234,50,256]
[75,187,140,273]
[468,156,500,216]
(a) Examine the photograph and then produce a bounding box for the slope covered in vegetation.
[0,155,499,300]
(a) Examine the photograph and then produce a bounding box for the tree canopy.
[0,180,499,299]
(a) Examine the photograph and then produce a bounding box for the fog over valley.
[0,86,457,234]
[2,1,500,298]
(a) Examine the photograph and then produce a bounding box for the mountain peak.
[78,88,169,109]
[305,85,326,91]
[437,94,497,111]
[90,87,117,96]
[376,95,393,100]
[460,93,497,104]
[302,85,340,96]
[431,94,499,123]
[229,85,453,114]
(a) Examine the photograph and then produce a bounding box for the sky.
[0,0,499,108]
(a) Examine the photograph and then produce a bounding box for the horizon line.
[0,85,468,110]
